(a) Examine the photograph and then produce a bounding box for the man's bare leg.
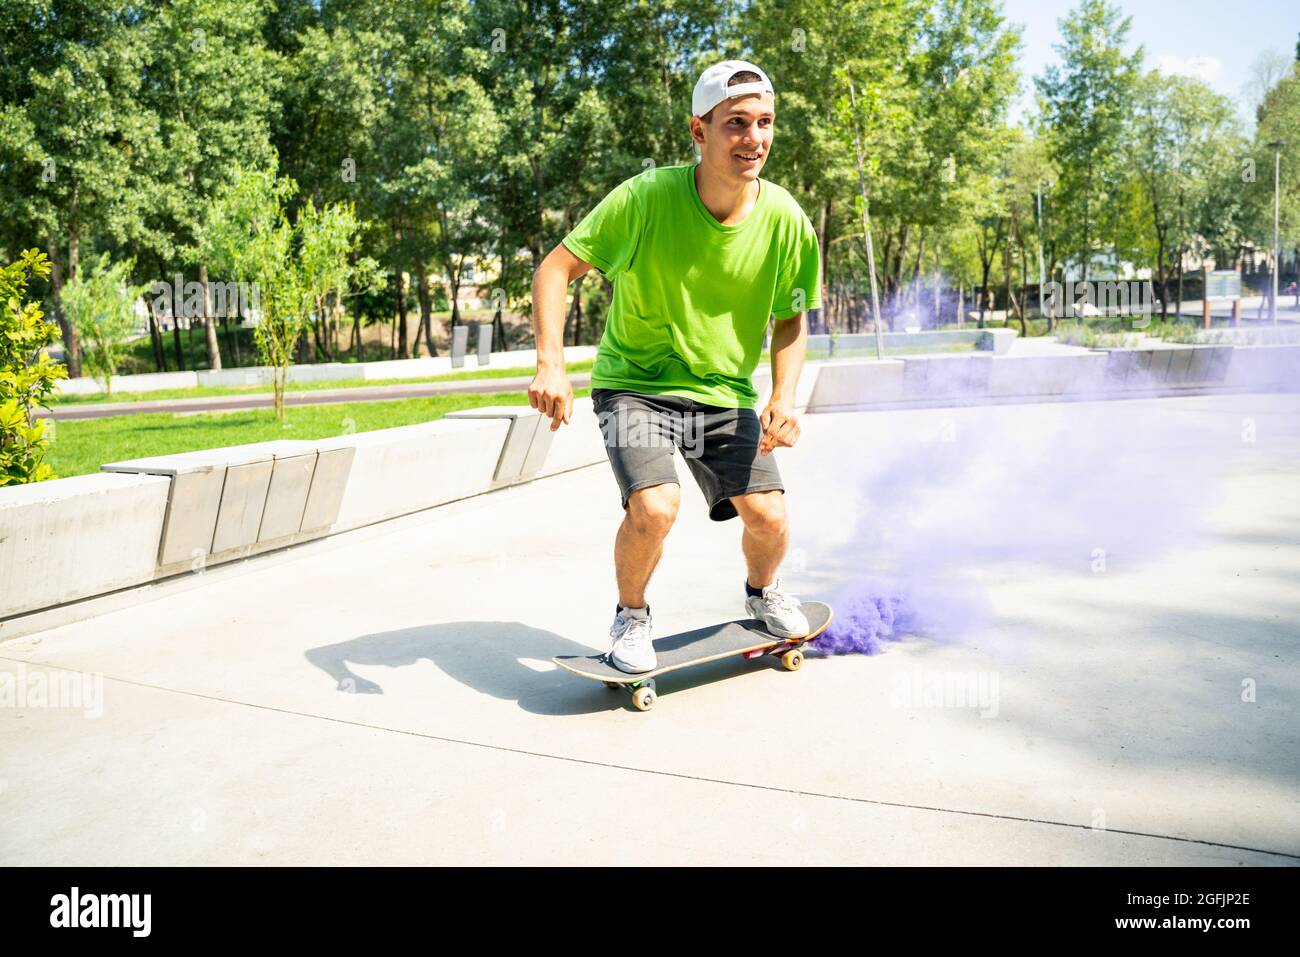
[614,483,681,608]
[731,489,789,589]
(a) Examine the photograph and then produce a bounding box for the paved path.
[2,393,1297,864]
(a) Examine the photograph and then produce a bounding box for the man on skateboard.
[529,60,822,674]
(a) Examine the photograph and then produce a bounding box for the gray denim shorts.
[591,388,784,522]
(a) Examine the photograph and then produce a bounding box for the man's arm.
[758,313,807,454]
[769,313,807,404]
[529,242,593,429]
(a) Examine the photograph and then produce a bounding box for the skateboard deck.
[554,601,833,711]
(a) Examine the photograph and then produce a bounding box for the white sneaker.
[744,578,810,638]
[608,607,657,673]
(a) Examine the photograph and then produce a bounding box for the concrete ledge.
[806,359,905,411]
[317,418,511,532]
[989,353,1108,397]
[103,441,317,573]
[0,472,170,618]
[1224,343,1300,390]
[903,354,994,398]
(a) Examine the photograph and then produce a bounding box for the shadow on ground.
[304,622,805,716]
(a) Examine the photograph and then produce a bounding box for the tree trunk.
[171,312,185,370]
[1175,253,1184,320]
[48,239,83,378]
[416,261,437,357]
[312,296,328,360]
[396,269,410,358]
[199,263,222,370]
[150,309,167,371]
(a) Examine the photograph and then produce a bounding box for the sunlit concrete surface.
[1,393,1297,865]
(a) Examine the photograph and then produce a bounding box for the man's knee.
[734,490,787,536]
[626,483,680,535]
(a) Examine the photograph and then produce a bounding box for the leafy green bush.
[1,249,67,485]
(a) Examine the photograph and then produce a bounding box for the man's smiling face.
[694,91,774,184]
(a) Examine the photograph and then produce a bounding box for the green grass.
[47,388,592,479]
[57,358,596,407]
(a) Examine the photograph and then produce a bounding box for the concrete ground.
[1,392,1297,865]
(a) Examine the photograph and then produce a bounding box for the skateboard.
[553,601,833,712]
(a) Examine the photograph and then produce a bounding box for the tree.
[141,0,281,372]
[0,2,156,378]
[1133,72,1243,319]
[1036,0,1142,285]
[62,253,146,396]
[195,165,299,415]
[297,199,384,363]
[1248,62,1300,301]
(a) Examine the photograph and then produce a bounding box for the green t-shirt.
[562,163,822,409]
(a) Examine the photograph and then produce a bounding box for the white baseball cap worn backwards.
[691,59,775,118]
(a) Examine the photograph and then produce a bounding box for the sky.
[1001,0,1300,127]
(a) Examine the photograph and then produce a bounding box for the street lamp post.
[1267,141,1285,325]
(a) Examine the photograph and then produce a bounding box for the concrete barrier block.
[903,354,993,398]
[211,460,274,555]
[256,451,318,543]
[533,398,606,479]
[752,363,821,411]
[1205,345,1233,383]
[444,406,551,486]
[299,447,355,533]
[806,360,906,410]
[1224,344,1300,390]
[1179,345,1231,385]
[1100,349,1140,389]
[988,354,1106,397]
[1062,353,1108,394]
[1145,346,1175,383]
[1164,344,1196,384]
[318,418,511,532]
[0,473,170,619]
[520,417,555,476]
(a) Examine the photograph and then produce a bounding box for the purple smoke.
[793,352,1270,655]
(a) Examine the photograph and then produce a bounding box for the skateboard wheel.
[603,681,621,690]
[632,686,656,711]
[781,649,803,672]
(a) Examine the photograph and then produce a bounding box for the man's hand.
[758,397,799,455]
[529,366,573,431]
